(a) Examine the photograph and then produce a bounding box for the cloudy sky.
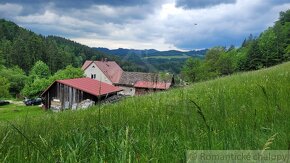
[0,0,289,51]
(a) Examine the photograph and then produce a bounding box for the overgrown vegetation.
[0,61,289,162]
[182,9,290,82]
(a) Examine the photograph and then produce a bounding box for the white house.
[81,60,123,85]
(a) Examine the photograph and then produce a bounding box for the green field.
[0,62,289,162]
[0,103,45,121]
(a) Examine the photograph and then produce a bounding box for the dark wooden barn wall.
[43,82,96,109]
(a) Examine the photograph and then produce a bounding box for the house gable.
[83,62,112,84]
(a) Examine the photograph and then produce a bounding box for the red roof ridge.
[81,60,94,70]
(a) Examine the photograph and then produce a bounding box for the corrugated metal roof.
[134,81,171,89]
[42,78,122,97]
[82,60,123,84]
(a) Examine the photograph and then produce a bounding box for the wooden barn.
[41,78,122,110]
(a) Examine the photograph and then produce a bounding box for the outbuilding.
[41,77,122,110]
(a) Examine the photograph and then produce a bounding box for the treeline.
[0,60,84,98]
[182,10,290,82]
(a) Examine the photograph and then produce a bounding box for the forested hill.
[0,19,139,73]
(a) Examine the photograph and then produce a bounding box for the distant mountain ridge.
[95,48,158,56]
[93,47,207,74]
[94,47,207,57]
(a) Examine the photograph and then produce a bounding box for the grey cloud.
[175,0,237,9]
[1,0,154,10]
[1,0,289,50]
[1,0,159,24]
[269,0,290,4]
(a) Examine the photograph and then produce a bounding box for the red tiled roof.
[95,61,123,84]
[134,81,171,90]
[81,60,93,70]
[42,78,122,97]
[82,60,123,84]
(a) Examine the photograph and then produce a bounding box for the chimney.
[104,58,107,62]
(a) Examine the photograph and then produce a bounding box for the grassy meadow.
[0,62,290,162]
[0,103,45,121]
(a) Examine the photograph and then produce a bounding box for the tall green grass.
[0,62,289,162]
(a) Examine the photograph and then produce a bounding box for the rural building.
[82,59,123,84]
[82,60,174,96]
[41,78,122,110]
[116,71,173,95]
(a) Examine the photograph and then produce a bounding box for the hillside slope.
[0,62,289,162]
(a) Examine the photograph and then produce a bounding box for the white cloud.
[71,37,181,51]
[0,3,22,18]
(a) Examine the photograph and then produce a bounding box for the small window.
[130,88,133,92]
[91,74,94,79]
[92,65,95,68]
[93,74,96,79]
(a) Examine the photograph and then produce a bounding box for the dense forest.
[182,9,290,82]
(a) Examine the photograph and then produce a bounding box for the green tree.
[30,60,50,79]
[0,39,12,66]
[204,47,225,77]
[0,66,27,96]
[49,65,84,82]
[258,28,280,66]
[0,77,10,98]
[21,78,50,98]
[244,39,263,70]
[217,49,237,75]
[276,10,290,61]
[182,58,204,82]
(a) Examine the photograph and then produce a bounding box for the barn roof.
[134,81,171,89]
[82,60,123,84]
[117,71,173,89]
[41,78,122,97]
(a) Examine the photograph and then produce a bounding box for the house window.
[91,74,96,79]
[92,65,95,68]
